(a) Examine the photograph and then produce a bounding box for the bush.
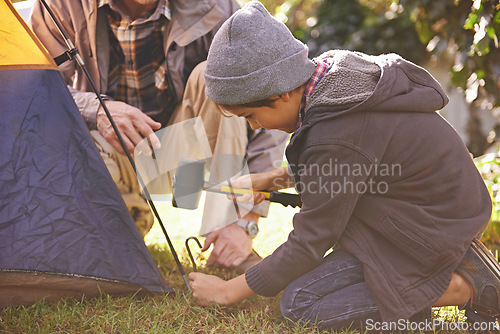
[475,150,500,254]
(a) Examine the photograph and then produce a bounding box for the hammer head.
[172,158,206,210]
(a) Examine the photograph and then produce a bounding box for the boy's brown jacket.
[245,50,492,321]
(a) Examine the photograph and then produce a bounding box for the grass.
[0,197,488,333]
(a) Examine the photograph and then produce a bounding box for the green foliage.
[299,0,429,64]
[401,0,500,108]
[475,151,500,253]
[0,292,301,333]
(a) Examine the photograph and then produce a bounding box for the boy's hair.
[215,83,307,117]
[216,98,279,117]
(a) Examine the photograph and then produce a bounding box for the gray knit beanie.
[204,1,316,105]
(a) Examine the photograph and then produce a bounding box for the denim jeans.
[280,247,382,330]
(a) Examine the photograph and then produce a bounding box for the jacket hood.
[287,50,449,165]
[304,50,449,123]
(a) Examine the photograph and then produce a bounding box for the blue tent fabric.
[0,67,172,296]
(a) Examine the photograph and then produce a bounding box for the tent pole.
[37,0,192,292]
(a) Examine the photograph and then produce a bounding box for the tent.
[0,0,172,308]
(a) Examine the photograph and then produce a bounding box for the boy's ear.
[279,92,290,102]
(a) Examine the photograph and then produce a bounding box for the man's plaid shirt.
[98,0,172,115]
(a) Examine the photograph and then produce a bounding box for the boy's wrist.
[224,275,256,305]
[270,166,293,190]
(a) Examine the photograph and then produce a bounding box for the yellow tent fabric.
[0,0,57,70]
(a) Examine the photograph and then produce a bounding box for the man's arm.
[201,211,260,268]
[245,127,288,216]
[29,0,78,86]
[30,3,102,131]
[30,2,161,154]
[201,129,288,268]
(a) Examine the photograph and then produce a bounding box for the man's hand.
[97,100,162,155]
[202,223,253,268]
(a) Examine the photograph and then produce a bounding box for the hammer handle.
[268,191,302,208]
[218,185,302,208]
[219,185,271,199]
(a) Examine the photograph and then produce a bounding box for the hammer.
[172,158,302,210]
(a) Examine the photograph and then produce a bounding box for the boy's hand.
[230,171,278,192]
[189,273,256,306]
[189,272,229,306]
[227,167,293,206]
[231,167,293,191]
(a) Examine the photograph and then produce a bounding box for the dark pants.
[280,248,382,330]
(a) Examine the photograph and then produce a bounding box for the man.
[29,0,287,270]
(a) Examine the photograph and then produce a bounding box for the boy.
[189,1,500,330]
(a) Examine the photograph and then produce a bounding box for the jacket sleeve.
[68,88,109,130]
[29,0,100,130]
[245,143,374,296]
[29,0,76,82]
